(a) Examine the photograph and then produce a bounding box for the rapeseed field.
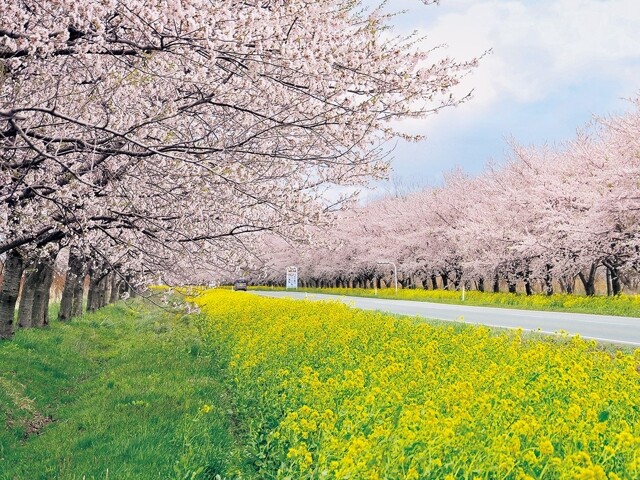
[251,286,640,318]
[192,290,640,479]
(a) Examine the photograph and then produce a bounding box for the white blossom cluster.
[0,0,474,285]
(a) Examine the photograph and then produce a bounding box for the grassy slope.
[251,286,640,317]
[0,300,251,480]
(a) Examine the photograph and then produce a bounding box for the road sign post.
[286,266,298,289]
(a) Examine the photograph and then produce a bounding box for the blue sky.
[365,0,640,192]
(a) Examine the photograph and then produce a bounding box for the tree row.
[0,1,471,338]
[259,100,640,296]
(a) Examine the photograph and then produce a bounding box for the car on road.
[233,279,248,291]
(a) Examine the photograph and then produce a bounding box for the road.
[251,291,640,346]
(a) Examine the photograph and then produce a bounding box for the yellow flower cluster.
[192,290,640,479]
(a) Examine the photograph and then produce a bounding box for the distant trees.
[0,0,474,338]
[259,101,640,295]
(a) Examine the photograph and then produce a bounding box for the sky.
[366,0,640,193]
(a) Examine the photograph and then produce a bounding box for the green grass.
[250,286,640,317]
[0,300,252,480]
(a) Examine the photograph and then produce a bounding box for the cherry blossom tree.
[256,99,640,298]
[0,0,477,338]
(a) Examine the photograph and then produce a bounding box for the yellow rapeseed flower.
[539,439,554,455]
[190,289,640,479]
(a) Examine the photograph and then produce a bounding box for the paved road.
[251,291,640,346]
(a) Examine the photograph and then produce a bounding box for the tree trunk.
[126,276,137,298]
[565,276,574,294]
[493,275,500,293]
[86,277,94,312]
[477,277,485,292]
[32,262,54,327]
[578,263,598,296]
[507,280,517,294]
[452,270,461,290]
[18,256,53,329]
[102,272,112,306]
[606,268,612,296]
[87,269,102,313]
[440,274,449,290]
[524,277,533,296]
[100,272,109,308]
[94,275,104,310]
[58,269,75,322]
[608,265,622,295]
[97,272,109,308]
[59,248,85,321]
[558,277,567,293]
[430,275,438,290]
[72,273,85,318]
[17,262,40,329]
[109,274,121,304]
[543,265,554,296]
[0,250,24,339]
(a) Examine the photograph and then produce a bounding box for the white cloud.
[361,0,640,185]
[384,0,640,118]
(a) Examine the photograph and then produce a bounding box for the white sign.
[286,266,298,289]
